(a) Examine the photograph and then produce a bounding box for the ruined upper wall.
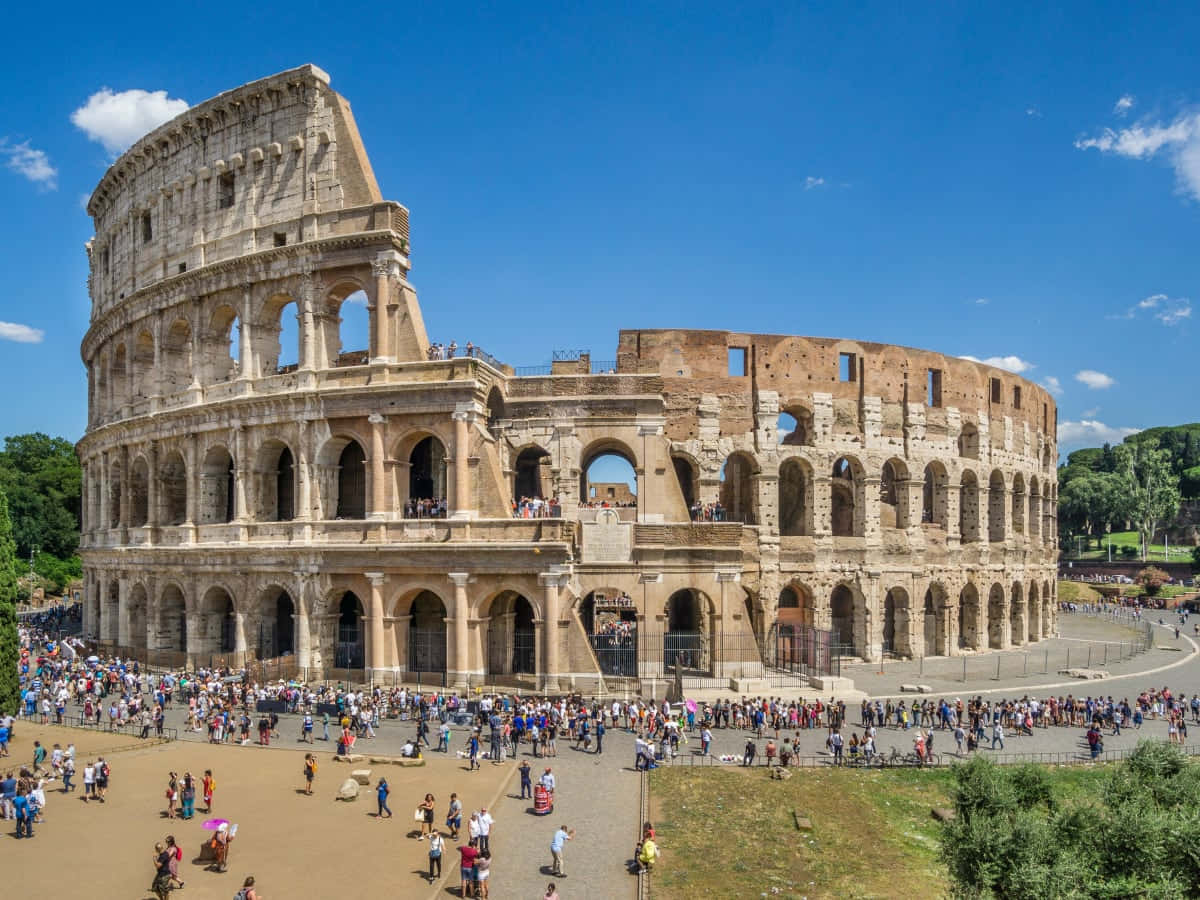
[617,328,1057,456]
[85,64,389,317]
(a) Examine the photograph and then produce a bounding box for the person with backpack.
[376,777,392,819]
[302,754,317,795]
[234,875,260,899]
[95,757,110,802]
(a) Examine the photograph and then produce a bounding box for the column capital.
[638,572,663,584]
[447,572,475,587]
[714,569,741,584]
[538,572,569,588]
[368,412,386,425]
[365,572,386,587]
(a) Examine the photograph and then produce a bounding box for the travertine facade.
[78,65,1057,691]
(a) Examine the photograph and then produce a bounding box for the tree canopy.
[0,488,18,715]
[0,432,81,560]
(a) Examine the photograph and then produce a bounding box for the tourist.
[151,841,172,899]
[376,777,392,819]
[550,824,575,876]
[82,761,95,802]
[518,759,533,798]
[418,792,436,839]
[165,834,185,890]
[475,848,491,898]
[181,772,196,819]
[61,755,75,793]
[540,767,556,793]
[446,792,463,839]
[95,757,110,802]
[236,875,261,899]
[743,739,756,766]
[427,829,445,883]
[544,884,560,900]
[211,822,233,872]
[457,839,479,897]
[203,769,215,812]
[165,772,178,819]
[303,753,317,795]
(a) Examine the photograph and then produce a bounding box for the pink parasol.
[685,699,697,713]
[201,818,230,830]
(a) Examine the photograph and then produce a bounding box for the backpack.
[234,890,249,900]
[101,762,110,778]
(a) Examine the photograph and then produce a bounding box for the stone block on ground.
[793,811,813,831]
[899,683,919,692]
[916,684,933,693]
[333,753,365,763]
[351,768,372,785]
[337,778,359,801]
[1057,668,1109,679]
[931,807,956,822]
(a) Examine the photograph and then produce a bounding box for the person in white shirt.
[477,806,494,852]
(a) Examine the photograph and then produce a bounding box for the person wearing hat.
[540,767,555,793]
[211,822,233,872]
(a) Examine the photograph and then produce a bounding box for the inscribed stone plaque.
[582,509,632,562]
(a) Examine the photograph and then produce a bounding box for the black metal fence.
[763,623,844,680]
[590,633,638,678]
[408,628,448,677]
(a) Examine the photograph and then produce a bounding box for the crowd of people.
[404,497,448,519]
[512,496,560,518]
[688,500,729,522]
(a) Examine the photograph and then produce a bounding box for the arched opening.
[582,449,637,510]
[778,407,813,446]
[162,318,194,393]
[665,589,709,673]
[774,584,815,668]
[1010,583,1025,646]
[207,305,240,382]
[959,470,980,542]
[335,440,366,519]
[831,584,860,655]
[879,459,909,529]
[127,583,148,649]
[923,585,948,656]
[200,587,237,656]
[485,592,536,676]
[276,448,295,520]
[155,584,187,652]
[408,435,448,516]
[673,456,697,515]
[159,451,188,526]
[407,591,447,674]
[719,452,756,524]
[132,330,155,399]
[259,296,299,375]
[959,423,980,459]
[104,581,120,640]
[987,470,1006,542]
[831,457,861,537]
[111,343,128,408]
[959,584,981,650]
[1029,477,1042,542]
[514,446,552,503]
[255,441,295,521]
[987,584,1005,649]
[128,456,149,527]
[486,387,505,434]
[200,446,235,524]
[333,290,369,367]
[336,591,364,669]
[923,462,949,528]
[108,462,122,528]
[779,457,811,536]
[1011,474,1026,535]
[582,590,638,677]
[1028,583,1040,643]
[883,588,911,657]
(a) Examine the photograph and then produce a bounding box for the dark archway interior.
[410,436,447,501]
[673,457,696,510]
[336,441,366,519]
[336,591,364,668]
[276,448,295,521]
[409,590,447,673]
[514,447,550,499]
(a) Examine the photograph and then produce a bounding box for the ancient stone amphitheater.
[77,65,1058,693]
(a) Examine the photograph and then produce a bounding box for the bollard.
[963,656,967,682]
[1044,649,1048,674]
[1103,644,1108,666]
[995,655,1001,680]
[1088,646,1093,668]
[1066,648,1071,669]
[1023,654,1028,676]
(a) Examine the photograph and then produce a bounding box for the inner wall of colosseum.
[77,65,1058,692]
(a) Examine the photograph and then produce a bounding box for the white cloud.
[803,176,825,190]
[1082,407,1100,417]
[1075,111,1200,200]
[1025,107,1042,118]
[1042,376,1063,396]
[1138,294,1165,309]
[0,139,57,189]
[1114,94,1135,116]
[1075,369,1116,390]
[1156,301,1192,325]
[1058,419,1139,446]
[958,354,1035,374]
[71,87,189,155]
[0,321,44,343]
[1112,293,1192,325]
[973,297,990,305]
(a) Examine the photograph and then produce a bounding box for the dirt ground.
[3,724,513,900]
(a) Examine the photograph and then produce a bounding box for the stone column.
[117,577,130,647]
[233,425,249,522]
[448,573,473,691]
[370,255,395,364]
[234,611,248,663]
[714,569,742,677]
[98,452,110,535]
[238,289,255,379]
[367,572,387,671]
[118,445,130,542]
[146,441,159,532]
[298,274,318,372]
[297,419,313,521]
[451,404,476,519]
[369,413,387,518]
[539,572,563,692]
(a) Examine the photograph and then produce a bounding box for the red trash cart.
[533,784,554,815]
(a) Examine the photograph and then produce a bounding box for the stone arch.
[880,457,911,529]
[199,445,235,524]
[128,454,150,527]
[987,469,1006,542]
[482,590,536,676]
[1011,473,1026,535]
[581,439,639,510]
[257,291,300,375]
[1010,582,1026,646]
[959,469,980,542]
[132,328,155,399]
[323,281,370,368]
[1028,582,1040,643]
[831,456,866,537]
[317,435,367,520]
[958,422,980,459]
[959,583,982,650]
[334,590,365,669]
[672,453,698,513]
[777,583,815,628]
[197,585,237,655]
[408,434,448,511]
[513,444,552,502]
[775,583,816,667]
[1028,475,1042,542]
[111,342,128,408]
[108,459,122,528]
[249,586,296,659]
[778,456,813,536]
[162,317,193,392]
[206,303,241,382]
[883,586,912,657]
[719,451,757,524]
[158,450,188,526]
[922,461,950,528]
[923,582,950,656]
[155,583,188,652]
[254,439,296,521]
[831,581,867,656]
[403,589,447,674]
[581,588,638,677]
[778,405,814,446]
[485,386,506,433]
[664,588,716,673]
[127,582,149,649]
[987,583,1005,649]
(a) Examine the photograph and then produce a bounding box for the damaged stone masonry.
[76,64,1059,695]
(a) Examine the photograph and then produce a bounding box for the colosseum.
[77,64,1058,694]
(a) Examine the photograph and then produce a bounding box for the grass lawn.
[647,764,1116,900]
[1066,530,1196,562]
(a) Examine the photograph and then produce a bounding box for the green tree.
[1192,545,1200,577]
[0,432,81,560]
[1058,471,1131,551]
[1114,443,1182,560]
[1137,566,1171,596]
[0,488,19,716]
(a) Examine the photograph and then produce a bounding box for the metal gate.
[589,633,638,677]
[256,622,277,661]
[486,627,536,675]
[336,623,364,669]
[409,627,447,674]
[662,631,706,673]
[764,623,842,680]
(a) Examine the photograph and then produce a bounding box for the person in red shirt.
[458,842,479,897]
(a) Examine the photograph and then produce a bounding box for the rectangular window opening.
[101,248,110,275]
[990,377,1001,404]
[1043,403,1048,431]
[218,172,235,209]
[273,232,287,247]
[177,262,187,274]
[927,368,943,407]
[141,213,152,244]
[727,347,747,377]
[838,352,857,382]
[1013,385,1022,409]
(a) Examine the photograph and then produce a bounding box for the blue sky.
[1,3,1197,461]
